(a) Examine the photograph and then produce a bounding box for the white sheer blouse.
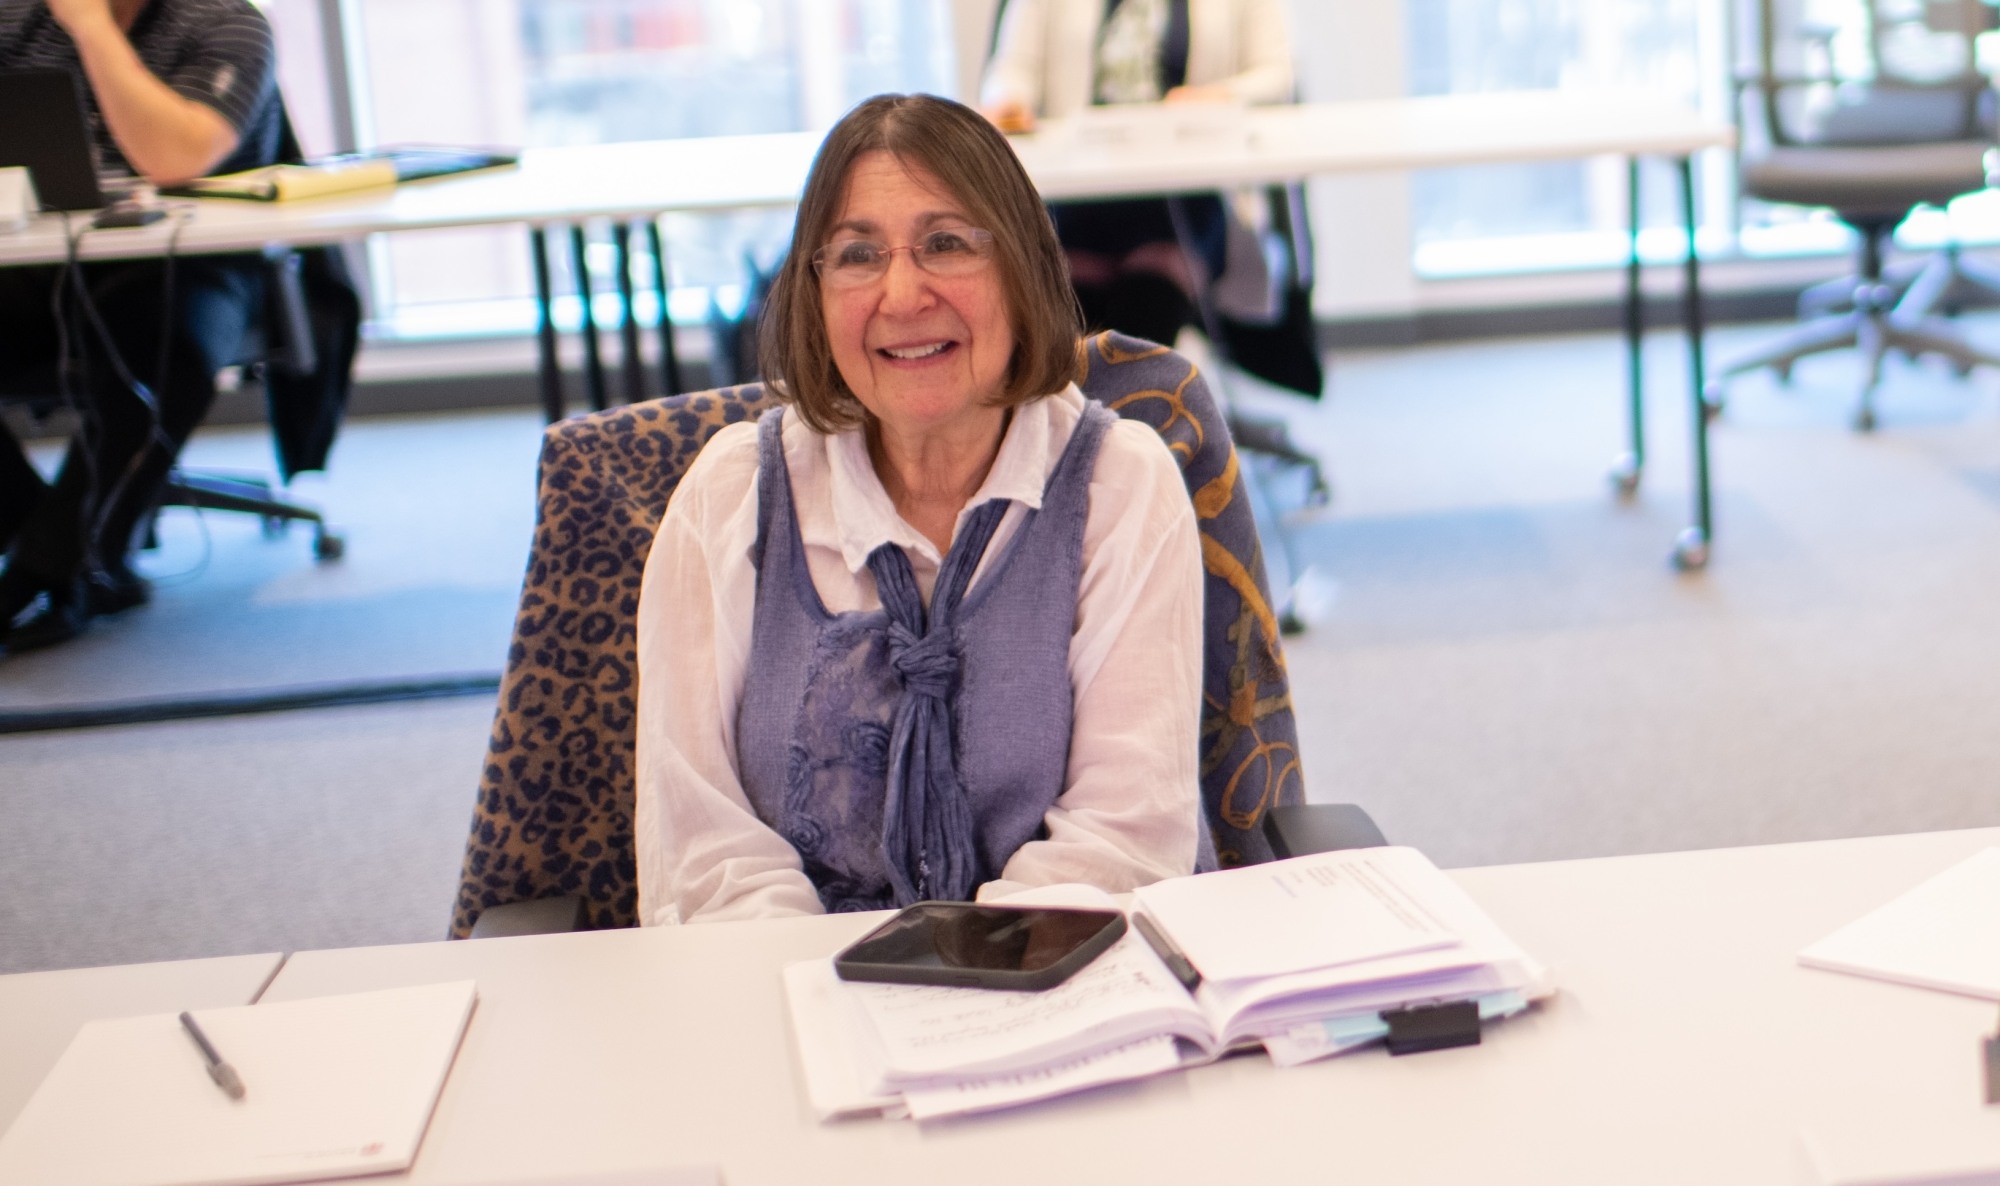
[634,385,1205,926]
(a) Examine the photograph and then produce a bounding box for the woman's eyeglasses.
[812,227,996,288]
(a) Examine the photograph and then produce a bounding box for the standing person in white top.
[635,93,1205,926]
[979,0,1296,350]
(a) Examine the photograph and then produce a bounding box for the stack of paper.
[785,847,1551,1121]
[0,979,477,1186]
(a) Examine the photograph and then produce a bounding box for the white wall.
[1289,0,1418,320]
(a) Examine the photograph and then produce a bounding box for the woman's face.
[819,151,1015,440]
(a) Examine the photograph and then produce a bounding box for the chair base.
[159,471,344,560]
[1708,305,2000,431]
[1799,243,2000,321]
[1709,221,2000,431]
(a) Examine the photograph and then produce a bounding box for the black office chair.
[0,244,352,568]
[1708,0,2000,430]
[3,97,360,575]
[152,244,350,561]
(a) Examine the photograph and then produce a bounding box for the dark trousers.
[1049,194,1226,348]
[0,255,262,586]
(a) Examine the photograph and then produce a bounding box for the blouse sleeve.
[979,0,1050,114]
[1217,0,1296,105]
[980,419,1205,899]
[635,422,825,925]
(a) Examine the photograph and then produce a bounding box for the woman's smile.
[822,150,1015,440]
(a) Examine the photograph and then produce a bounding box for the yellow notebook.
[172,157,399,202]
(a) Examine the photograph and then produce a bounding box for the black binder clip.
[1381,1000,1481,1056]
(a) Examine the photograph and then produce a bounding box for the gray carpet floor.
[0,409,542,709]
[5,319,2000,974]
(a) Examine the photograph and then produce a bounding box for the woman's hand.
[1163,84,1235,105]
[982,99,1037,134]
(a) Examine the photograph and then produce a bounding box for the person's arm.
[979,422,1204,899]
[635,424,826,925]
[979,0,1049,130]
[1168,0,1295,106]
[47,0,244,183]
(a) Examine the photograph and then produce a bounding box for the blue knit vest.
[735,403,1112,912]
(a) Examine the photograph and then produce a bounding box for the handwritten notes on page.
[898,1036,1184,1121]
[845,929,1204,1083]
[1133,847,1462,983]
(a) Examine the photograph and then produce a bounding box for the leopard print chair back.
[451,331,1302,936]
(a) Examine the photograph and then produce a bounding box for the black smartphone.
[833,901,1127,992]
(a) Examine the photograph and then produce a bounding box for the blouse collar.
[820,384,1083,574]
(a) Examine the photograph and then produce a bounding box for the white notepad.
[1799,847,2000,999]
[0,979,477,1186]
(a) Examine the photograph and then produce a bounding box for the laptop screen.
[0,68,106,211]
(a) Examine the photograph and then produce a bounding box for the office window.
[1406,0,2000,277]
[1405,0,1726,277]
[340,0,955,340]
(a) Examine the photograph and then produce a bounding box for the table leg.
[1673,154,1712,572]
[612,221,646,405]
[569,223,609,412]
[1612,156,1643,497]
[529,226,564,424]
[646,221,684,396]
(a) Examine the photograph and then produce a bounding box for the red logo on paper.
[361,1143,384,1156]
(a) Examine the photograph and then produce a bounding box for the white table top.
[257,828,1994,1186]
[0,951,283,1133]
[0,90,1731,267]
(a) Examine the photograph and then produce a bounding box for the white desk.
[0,92,1729,265]
[255,829,1995,1186]
[0,951,283,1133]
[0,90,1733,565]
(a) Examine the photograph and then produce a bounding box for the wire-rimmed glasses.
[811,227,996,288]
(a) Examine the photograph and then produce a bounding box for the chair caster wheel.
[261,515,287,539]
[1671,527,1709,572]
[1607,453,1641,497]
[1952,360,1975,379]
[314,529,345,561]
[1701,382,1727,420]
[1771,363,1792,386]
[1852,406,1877,432]
[1278,609,1306,637]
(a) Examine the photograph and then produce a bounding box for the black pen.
[179,1011,247,1100]
[1132,912,1202,992]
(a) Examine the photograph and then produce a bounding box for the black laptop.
[0,68,107,211]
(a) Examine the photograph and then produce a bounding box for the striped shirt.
[0,0,281,176]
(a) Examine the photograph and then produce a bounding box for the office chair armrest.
[468,895,589,939]
[1261,804,1389,858]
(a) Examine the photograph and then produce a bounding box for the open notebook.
[0,980,477,1186]
[787,848,1552,1121]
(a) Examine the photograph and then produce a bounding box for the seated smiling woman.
[635,93,1207,925]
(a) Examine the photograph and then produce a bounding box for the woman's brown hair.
[758,93,1083,433]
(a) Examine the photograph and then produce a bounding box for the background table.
[0,90,1733,565]
[0,951,283,1132]
[256,828,1996,1185]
